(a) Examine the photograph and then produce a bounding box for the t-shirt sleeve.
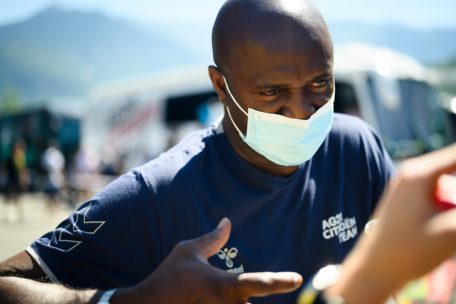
[27,170,162,289]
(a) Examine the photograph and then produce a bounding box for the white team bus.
[333,43,454,159]
[87,65,220,169]
[87,44,455,168]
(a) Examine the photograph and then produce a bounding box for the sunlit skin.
[209,0,334,176]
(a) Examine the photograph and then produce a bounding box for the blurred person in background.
[0,164,6,194]
[73,144,100,176]
[99,146,123,176]
[63,144,99,209]
[2,138,28,223]
[41,141,65,214]
[67,143,105,205]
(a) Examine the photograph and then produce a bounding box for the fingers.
[434,174,456,210]
[401,143,456,181]
[375,144,456,217]
[424,144,456,176]
[427,208,456,236]
[190,218,232,259]
[422,208,456,270]
[233,271,302,298]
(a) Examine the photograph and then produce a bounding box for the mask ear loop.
[223,76,248,138]
[226,106,246,139]
[223,76,248,116]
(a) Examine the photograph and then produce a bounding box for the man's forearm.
[0,276,99,304]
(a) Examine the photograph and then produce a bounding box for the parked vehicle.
[87,66,219,168]
[334,43,454,159]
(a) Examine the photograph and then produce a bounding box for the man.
[0,0,394,303]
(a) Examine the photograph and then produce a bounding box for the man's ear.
[208,65,228,106]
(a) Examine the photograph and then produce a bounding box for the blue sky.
[2,0,455,58]
[1,0,456,30]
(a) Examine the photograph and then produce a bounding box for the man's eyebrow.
[254,73,334,89]
[255,82,290,89]
[310,73,334,80]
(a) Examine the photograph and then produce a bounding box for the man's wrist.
[108,286,142,304]
[96,289,117,304]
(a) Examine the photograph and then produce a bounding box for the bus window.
[334,82,361,117]
[164,91,218,124]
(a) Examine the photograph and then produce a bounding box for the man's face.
[220,30,334,136]
[209,7,334,173]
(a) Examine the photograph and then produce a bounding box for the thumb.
[192,217,231,259]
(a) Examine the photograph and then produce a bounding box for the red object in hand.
[434,174,456,211]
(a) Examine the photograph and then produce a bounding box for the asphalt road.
[0,194,75,261]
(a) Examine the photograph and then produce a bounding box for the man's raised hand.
[113,218,302,304]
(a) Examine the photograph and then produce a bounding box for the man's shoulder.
[321,113,388,160]
[135,126,218,185]
[331,113,373,135]
[329,113,380,144]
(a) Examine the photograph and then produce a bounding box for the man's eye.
[261,89,280,96]
[310,80,330,88]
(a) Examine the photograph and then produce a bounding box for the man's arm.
[1,251,47,281]
[0,219,302,304]
[0,276,98,304]
[0,251,99,304]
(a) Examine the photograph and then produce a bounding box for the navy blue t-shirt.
[28,114,394,304]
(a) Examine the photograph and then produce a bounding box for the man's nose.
[281,94,316,120]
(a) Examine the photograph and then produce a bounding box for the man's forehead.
[238,18,329,54]
[234,51,333,87]
[225,17,333,76]
[224,3,326,46]
[213,0,332,72]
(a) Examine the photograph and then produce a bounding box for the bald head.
[212,0,333,73]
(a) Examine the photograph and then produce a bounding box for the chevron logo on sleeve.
[48,202,106,252]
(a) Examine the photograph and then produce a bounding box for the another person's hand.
[327,144,456,304]
[113,218,302,304]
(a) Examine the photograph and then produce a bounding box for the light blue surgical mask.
[223,76,334,166]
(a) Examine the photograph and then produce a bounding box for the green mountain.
[0,6,204,104]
